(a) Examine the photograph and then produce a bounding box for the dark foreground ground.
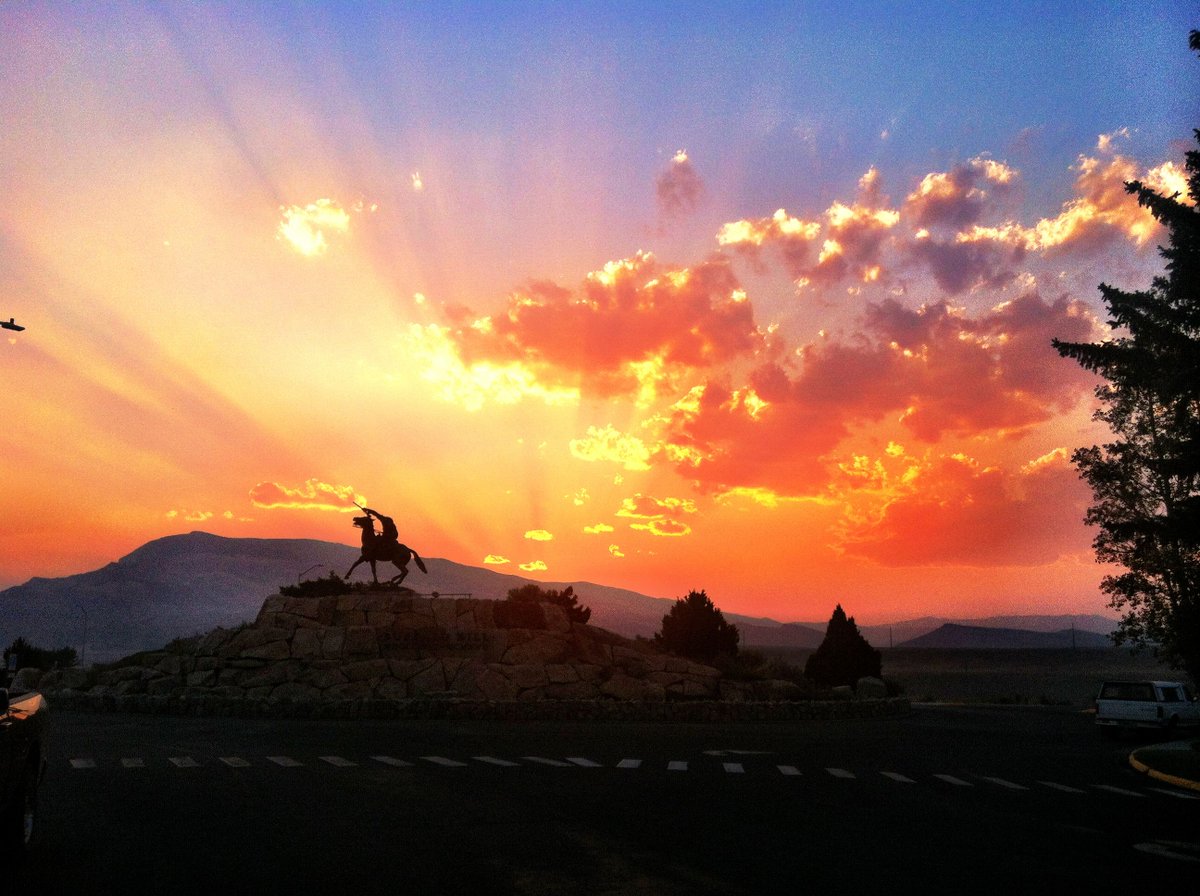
[13,704,1199,895]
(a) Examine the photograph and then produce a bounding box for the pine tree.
[804,605,881,689]
[653,590,740,663]
[1051,31,1200,682]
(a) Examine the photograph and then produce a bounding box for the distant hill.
[897,623,1115,650]
[0,531,819,662]
[0,531,1113,663]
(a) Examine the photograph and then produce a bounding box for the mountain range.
[0,532,1119,663]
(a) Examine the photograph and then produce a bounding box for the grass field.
[760,647,1182,708]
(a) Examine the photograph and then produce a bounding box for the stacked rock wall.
[36,592,909,720]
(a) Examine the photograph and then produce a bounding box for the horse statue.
[346,508,428,586]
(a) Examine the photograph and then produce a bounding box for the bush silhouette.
[506,583,592,624]
[4,636,77,672]
[804,605,881,689]
[653,589,739,664]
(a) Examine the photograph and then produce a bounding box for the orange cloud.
[831,446,1092,566]
[658,292,1099,494]
[584,523,615,534]
[569,424,653,470]
[520,560,548,572]
[484,554,510,565]
[445,252,761,400]
[524,529,554,541]
[249,479,364,512]
[616,493,696,538]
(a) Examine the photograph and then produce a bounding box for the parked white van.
[1095,680,1200,735]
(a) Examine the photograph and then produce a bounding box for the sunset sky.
[2,3,1196,624]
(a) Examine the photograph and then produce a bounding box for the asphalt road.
[12,705,1199,895]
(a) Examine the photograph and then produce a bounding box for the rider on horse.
[346,504,427,586]
[362,507,399,546]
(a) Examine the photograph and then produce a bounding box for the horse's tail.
[412,550,428,574]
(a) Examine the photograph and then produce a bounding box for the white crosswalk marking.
[667,761,688,772]
[723,763,745,774]
[422,756,468,767]
[933,774,972,787]
[371,756,413,767]
[220,757,250,768]
[521,756,571,767]
[981,776,1027,790]
[881,772,914,783]
[121,758,144,769]
[70,758,96,769]
[169,757,199,768]
[474,756,520,767]
[617,759,642,769]
[320,756,357,767]
[777,765,802,777]
[826,768,855,779]
[267,756,304,767]
[1148,787,1199,800]
[567,757,602,767]
[1093,785,1144,798]
[1038,781,1085,793]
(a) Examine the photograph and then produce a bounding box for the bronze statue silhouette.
[346,506,428,586]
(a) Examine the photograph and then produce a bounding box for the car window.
[1160,686,1181,702]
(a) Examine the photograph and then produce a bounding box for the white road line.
[521,756,571,767]
[777,765,802,777]
[371,756,413,767]
[567,757,603,767]
[69,758,96,769]
[933,774,972,787]
[1038,781,1085,793]
[723,763,745,774]
[1093,784,1145,798]
[121,758,145,769]
[881,772,914,783]
[617,759,642,769]
[169,757,199,768]
[1149,787,1200,800]
[422,756,468,767]
[267,756,304,767]
[320,756,357,767]
[826,768,855,779]
[667,761,688,772]
[981,776,1027,790]
[220,757,251,768]
[474,756,521,767]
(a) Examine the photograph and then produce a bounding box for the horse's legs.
[388,562,409,585]
[368,559,379,584]
[346,556,366,579]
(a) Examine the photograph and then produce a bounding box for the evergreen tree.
[505,583,592,624]
[653,589,740,663]
[804,605,881,689]
[1052,32,1200,682]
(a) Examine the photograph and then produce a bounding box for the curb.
[1129,746,1200,794]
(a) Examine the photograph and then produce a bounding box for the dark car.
[1,683,49,859]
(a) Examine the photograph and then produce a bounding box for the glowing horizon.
[1,5,1195,624]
